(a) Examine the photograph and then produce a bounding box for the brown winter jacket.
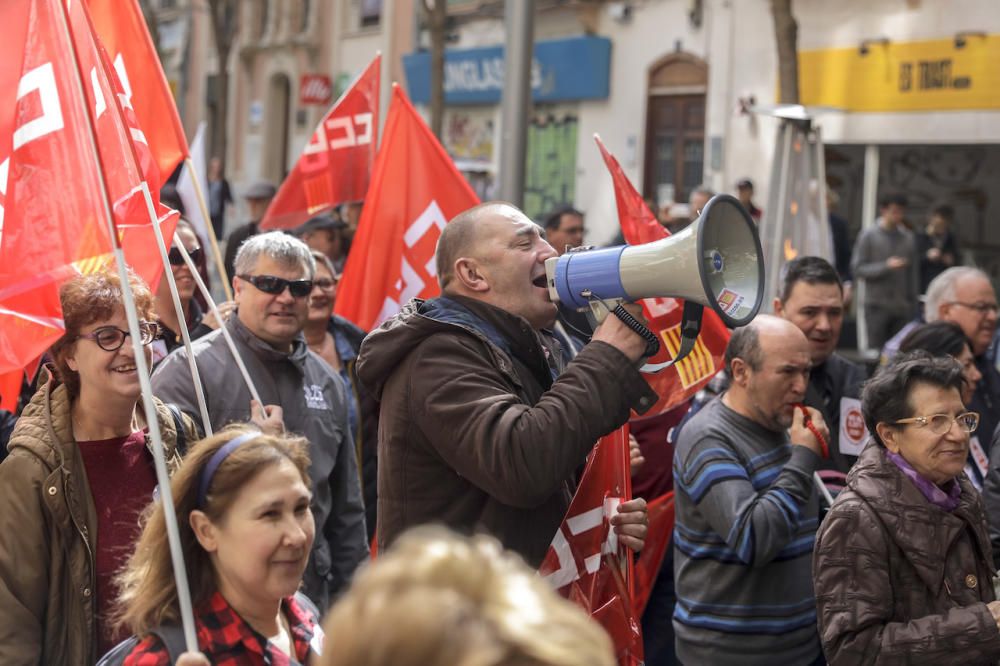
[0,370,191,666]
[814,441,1000,665]
[357,295,656,567]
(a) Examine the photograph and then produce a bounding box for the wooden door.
[644,94,705,206]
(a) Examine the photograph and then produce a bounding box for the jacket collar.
[421,295,560,389]
[847,441,994,592]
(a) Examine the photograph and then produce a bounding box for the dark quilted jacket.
[814,441,1000,665]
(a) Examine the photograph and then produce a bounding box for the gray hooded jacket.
[151,315,367,609]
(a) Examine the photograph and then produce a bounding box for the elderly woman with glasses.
[814,352,1000,665]
[0,268,199,664]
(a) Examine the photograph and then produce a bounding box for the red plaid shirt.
[124,591,323,665]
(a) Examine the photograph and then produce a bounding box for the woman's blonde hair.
[318,527,615,666]
[112,425,311,636]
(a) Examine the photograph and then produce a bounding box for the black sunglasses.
[238,274,314,298]
[76,321,160,352]
[168,246,203,266]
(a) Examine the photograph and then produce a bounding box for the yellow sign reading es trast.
[798,34,1000,112]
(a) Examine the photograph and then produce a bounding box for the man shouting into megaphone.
[357,201,657,566]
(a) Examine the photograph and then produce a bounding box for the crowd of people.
[0,173,997,666]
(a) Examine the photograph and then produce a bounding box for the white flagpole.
[56,0,198,650]
[173,242,264,406]
[138,182,213,436]
[183,153,232,300]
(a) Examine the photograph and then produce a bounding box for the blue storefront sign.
[402,35,611,105]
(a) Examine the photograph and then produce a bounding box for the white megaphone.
[544,194,765,371]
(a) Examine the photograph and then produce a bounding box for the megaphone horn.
[544,194,764,369]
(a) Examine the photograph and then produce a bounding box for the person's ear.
[64,346,79,373]
[730,357,750,386]
[453,257,490,293]
[875,422,900,453]
[189,510,219,553]
[772,297,784,317]
[937,301,951,321]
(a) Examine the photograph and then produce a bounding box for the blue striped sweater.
[672,397,822,665]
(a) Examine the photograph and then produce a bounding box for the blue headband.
[197,431,261,508]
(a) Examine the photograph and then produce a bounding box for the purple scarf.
[886,450,962,512]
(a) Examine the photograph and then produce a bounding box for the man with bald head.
[356,201,657,566]
[673,315,828,666]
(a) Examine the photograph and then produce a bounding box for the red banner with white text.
[0,0,176,374]
[86,0,188,186]
[539,427,644,665]
[334,84,479,332]
[262,55,381,231]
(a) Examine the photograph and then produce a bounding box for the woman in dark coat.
[814,352,1000,665]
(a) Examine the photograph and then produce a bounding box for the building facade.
[155,0,1000,273]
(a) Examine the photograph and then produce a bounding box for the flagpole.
[138,181,214,436]
[88,11,214,437]
[184,156,232,300]
[620,425,636,604]
[56,0,198,652]
[174,242,264,406]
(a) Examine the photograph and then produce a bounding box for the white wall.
[572,0,1000,243]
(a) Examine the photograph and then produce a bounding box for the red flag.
[261,55,381,230]
[86,0,188,186]
[0,0,30,254]
[0,0,176,374]
[540,426,643,665]
[0,369,23,413]
[595,135,730,415]
[633,491,675,616]
[334,84,479,331]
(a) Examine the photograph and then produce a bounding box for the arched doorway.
[265,73,291,183]
[643,53,708,206]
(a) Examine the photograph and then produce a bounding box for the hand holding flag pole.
[55,0,198,650]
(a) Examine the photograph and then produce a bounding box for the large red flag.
[86,0,188,186]
[595,136,730,416]
[539,426,644,665]
[0,0,176,374]
[261,55,381,230]
[334,84,479,331]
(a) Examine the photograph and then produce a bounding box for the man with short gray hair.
[153,231,367,608]
[883,266,1000,440]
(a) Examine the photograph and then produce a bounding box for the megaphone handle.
[611,303,660,359]
[639,302,705,374]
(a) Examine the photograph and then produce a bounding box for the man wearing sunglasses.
[152,231,367,610]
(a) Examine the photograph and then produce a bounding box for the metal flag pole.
[137,181,213,436]
[184,156,233,300]
[57,0,198,650]
[86,15,214,438]
[173,242,264,406]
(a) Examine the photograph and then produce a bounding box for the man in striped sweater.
[673,315,829,665]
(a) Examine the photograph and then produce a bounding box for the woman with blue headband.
[109,426,324,664]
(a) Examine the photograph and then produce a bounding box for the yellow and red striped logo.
[660,324,715,389]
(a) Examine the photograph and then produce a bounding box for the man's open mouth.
[532,275,547,288]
